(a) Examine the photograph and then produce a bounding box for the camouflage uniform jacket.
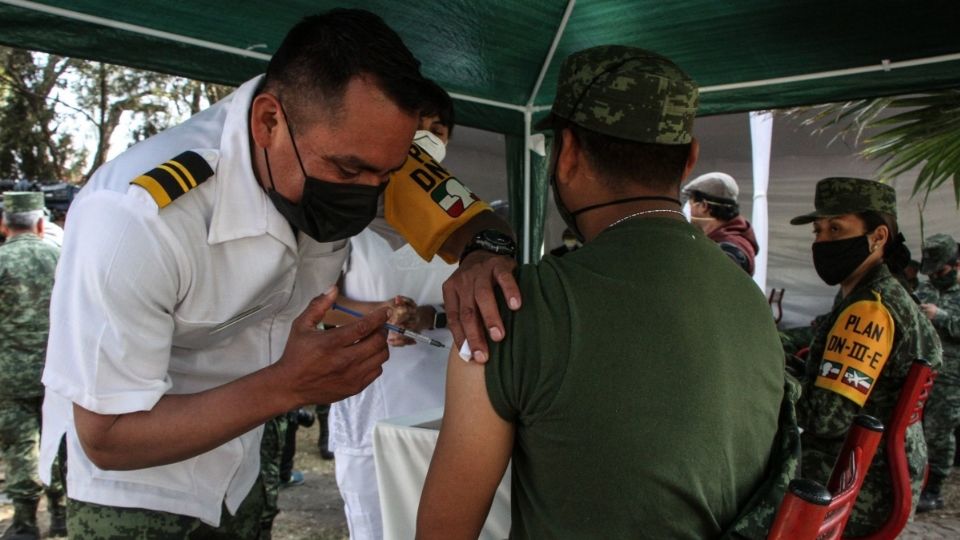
[0,233,59,399]
[915,280,960,384]
[797,263,942,536]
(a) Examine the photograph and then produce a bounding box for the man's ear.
[250,93,283,150]
[681,138,700,182]
[35,217,45,238]
[555,128,581,187]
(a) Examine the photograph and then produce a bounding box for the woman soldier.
[790,177,942,536]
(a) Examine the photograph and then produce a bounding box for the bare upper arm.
[417,349,514,539]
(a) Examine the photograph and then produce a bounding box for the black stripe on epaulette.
[130,151,214,208]
[174,151,214,183]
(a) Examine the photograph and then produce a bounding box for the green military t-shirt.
[485,217,785,538]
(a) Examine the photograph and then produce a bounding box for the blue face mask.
[264,102,385,243]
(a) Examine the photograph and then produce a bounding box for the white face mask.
[413,130,447,163]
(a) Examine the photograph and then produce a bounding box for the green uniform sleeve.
[485,262,572,426]
[797,383,862,439]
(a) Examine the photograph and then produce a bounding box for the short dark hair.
[690,191,740,220]
[420,79,455,137]
[263,9,427,129]
[555,120,691,191]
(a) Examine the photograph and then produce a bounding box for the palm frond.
[782,90,960,206]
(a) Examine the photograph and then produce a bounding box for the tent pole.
[518,0,574,264]
[523,110,532,264]
[527,0,576,108]
[701,51,960,94]
[448,92,526,113]
[749,111,773,292]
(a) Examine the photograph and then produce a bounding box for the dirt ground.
[271,422,348,540]
[4,421,960,539]
[0,423,348,540]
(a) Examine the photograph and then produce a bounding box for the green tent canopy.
[2,0,959,258]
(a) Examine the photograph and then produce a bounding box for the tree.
[0,46,234,184]
[782,91,960,206]
[0,47,84,181]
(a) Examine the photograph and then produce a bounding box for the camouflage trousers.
[924,373,960,479]
[259,414,288,530]
[67,476,265,539]
[0,396,65,503]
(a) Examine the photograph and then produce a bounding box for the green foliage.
[0,47,85,181]
[0,46,234,183]
[782,91,960,207]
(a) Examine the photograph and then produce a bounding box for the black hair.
[420,79,455,137]
[690,191,740,220]
[554,119,691,191]
[860,211,910,274]
[263,9,427,129]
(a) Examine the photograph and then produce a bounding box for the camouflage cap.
[921,233,958,274]
[789,177,897,225]
[535,45,698,144]
[1,191,45,214]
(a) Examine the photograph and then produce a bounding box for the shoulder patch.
[130,151,214,208]
[814,294,895,406]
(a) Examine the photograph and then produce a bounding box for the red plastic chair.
[857,359,936,540]
[768,414,884,540]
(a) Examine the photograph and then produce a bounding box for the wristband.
[460,229,518,263]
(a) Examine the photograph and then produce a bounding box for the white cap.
[682,172,739,203]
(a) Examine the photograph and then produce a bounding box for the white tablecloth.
[373,407,511,539]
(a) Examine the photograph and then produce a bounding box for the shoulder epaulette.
[130,151,214,208]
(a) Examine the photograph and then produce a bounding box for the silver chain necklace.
[606,209,686,230]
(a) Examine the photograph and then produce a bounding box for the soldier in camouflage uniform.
[790,178,942,536]
[915,233,960,512]
[0,192,66,539]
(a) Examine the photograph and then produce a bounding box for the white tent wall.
[444,115,960,331]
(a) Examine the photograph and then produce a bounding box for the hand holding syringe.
[333,303,446,348]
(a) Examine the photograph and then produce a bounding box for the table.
[373,407,511,539]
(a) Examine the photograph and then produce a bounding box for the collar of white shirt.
[207,75,297,251]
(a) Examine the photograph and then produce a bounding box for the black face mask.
[548,134,681,242]
[812,235,872,286]
[264,103,385,243]
[928,268,958,290]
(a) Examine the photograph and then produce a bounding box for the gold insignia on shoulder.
[131,151,214,208]
[814,298,895,406]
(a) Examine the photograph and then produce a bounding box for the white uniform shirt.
[329,228,455,454]
[40,76,348,525]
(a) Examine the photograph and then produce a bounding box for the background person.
[418,45,785,539]
[328,81,458,540]
[682,171,758,275]
[40,9,519,538]
[789,177,941,536]
[915,233,960,512]
[0,192,66,539]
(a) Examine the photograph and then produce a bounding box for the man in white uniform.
[41,9,520,538]
[328,81,457,539]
